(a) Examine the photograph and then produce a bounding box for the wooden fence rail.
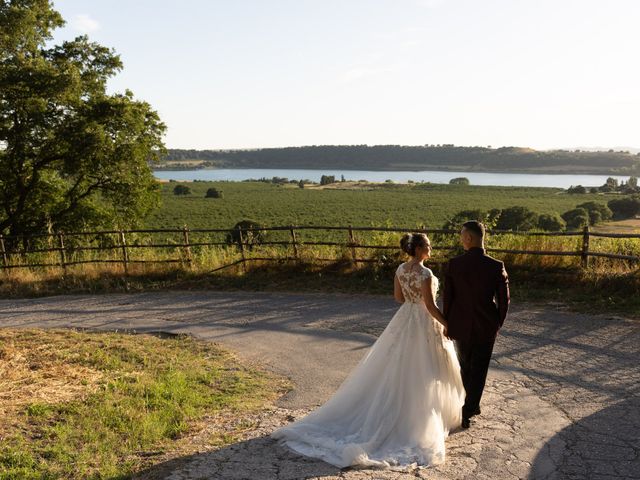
[1,225,639,273]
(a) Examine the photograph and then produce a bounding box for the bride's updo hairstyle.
[400,233,430,257]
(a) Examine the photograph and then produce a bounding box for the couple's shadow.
[133,435,340,480]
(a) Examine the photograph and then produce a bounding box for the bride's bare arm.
[394,275,405,303]
[422,277,447,327]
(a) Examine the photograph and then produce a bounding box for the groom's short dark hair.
[462,220,485,239]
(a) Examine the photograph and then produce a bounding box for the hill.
[160,145,640,175]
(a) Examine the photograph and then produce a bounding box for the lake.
[153,168,630,189]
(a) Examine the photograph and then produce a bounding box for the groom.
[443,220,510,429]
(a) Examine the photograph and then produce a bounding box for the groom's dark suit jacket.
[443,247,510,344]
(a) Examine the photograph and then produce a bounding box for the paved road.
[1,291,638,479]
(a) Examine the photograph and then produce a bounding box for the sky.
[50,0,640,151]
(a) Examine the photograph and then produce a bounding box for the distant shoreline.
[152,165,635,177]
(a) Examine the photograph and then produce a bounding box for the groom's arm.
[496,263,510,327]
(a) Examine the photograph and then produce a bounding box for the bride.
[271,233,464,469]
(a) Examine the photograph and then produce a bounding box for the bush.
[442,209,487,230]
[537,213,566,231]
[205,188,223,198]
[449,177,470,185]
[442,208,503,231]
[495,206,538,231]
[608,196,640,219]
[226,220,265,249]
[562,208,590,230]
[173,185,191,195]
[567,185,587,194]
[576,201,612,225]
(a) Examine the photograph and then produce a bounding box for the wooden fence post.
[348,225,357,265]
[182,225,193,268]
[57,232,67,275]
[581,225,590,268]
[119,230,129,277]
[0,235,8,268]
[237,226,247,272]
[289,225,299,260]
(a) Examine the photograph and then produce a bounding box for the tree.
[205,187,222,198]
[449,177,470,185]
[537,213,566,232]
[604,177,619,189]
[608,196,640,219]
[495,206,538,231]
[298,179,305,189]
[320,175,336,185]
[173,185,191,195]
[562,208,590,230]
[0,0,165,244]
[576,202,612,225]
[628,176,638,189]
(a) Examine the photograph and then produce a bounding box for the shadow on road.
[489,308,640,479]
[133,435,341,480]
[3,292,639,478]
[0,291,394,345]
[529,395,640,479]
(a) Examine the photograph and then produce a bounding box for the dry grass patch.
[0,329,290,480]
[0,332,105,434]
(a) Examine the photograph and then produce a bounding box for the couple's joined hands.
[442,321,451,340]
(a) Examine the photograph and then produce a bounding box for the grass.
[0,329,289,480]
[147,181,620,232]
[1,223,639,318]
[1,239,638,318]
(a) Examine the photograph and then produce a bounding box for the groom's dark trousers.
[453,338,495,419]
[443,247,510,420]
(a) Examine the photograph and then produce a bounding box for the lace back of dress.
[397,263,437,303]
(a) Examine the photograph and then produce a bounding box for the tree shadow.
[133,434,342,480]
[0,290,394,346]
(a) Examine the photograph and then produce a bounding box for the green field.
[147,181,617,231]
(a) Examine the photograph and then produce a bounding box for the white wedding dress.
[271,262,464,469]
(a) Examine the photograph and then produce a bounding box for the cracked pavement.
[1,291,638,479]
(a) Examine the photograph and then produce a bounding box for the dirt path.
[1,291,638,479]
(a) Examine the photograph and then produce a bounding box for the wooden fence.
[1,225,639,275]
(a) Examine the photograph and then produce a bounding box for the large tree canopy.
[0,0,165,242]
